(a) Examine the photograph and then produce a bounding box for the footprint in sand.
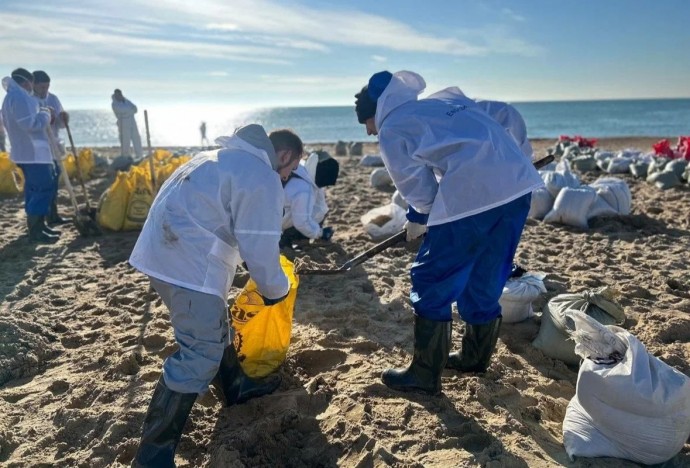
[48,380,70,395]
[293,349,347,376]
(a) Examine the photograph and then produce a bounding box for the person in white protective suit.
[280,152,333,247]
[111,88,142,159]
[354,71,543,396]
[1,68,60,244]
[32,70,72,225]
[129,125,303,466]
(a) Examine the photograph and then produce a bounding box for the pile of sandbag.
[97,150,191,231]
[529,160,632,228]
[62,148,96,182]
[631,155,689,190]
[562,310,690,465]
[0,152,24,195]
[532,286,625,365]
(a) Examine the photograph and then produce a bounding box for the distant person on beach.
[280,151,336,248]
[200,121,210,147]
[129,125,303,466]
[1,68,61,244]
[354,70,543,395]
[111,89,143,159]
[32,70,71,225]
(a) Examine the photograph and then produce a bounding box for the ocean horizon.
[61,97,690,148]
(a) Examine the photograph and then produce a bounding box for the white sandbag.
[587,177,632,218]
[562,311,690,465]
[360,203,406,241]
[562,145,581,160]
[664,159,688,179]
[606,156,632,174]
[359,154,385,167]
[532,287,625,365]
[391,190,408,210]
[629,162,649,178]
[571,155,597,172]
[528,187,555,220]
[543,186,597,229]
[370,168,393,190]
[499,272,547,323]
[555,159,580,189]
[647,171,681,190]
[594,150,614,162]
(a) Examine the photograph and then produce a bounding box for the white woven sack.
[499,273,547,323]
[563,312,690,465]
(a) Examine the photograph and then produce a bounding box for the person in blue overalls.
[354,70,544,395]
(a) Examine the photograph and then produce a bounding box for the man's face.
[276,150,300,181]
[34,82,50,99]
[20,80,33,93]
[365,117,378,136]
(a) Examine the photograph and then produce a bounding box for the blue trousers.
[150,277,229,394]
[18,163,57,216]
[410,194,531,324]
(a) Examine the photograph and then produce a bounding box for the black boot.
[133,377,197,468]
[40,216,61,236]
[446,316,502,373]
[27,215,59,244]
[211,345,281,406]
[46,200,72,225]
[381,315,451,395]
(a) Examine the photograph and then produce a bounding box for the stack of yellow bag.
[97,150,191,231]
[62,148,95,181]
[0,152,24,195]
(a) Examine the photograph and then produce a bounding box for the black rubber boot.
[211,345,281,406]
[27,215,59,244]
[381,315,451,395]
[40,216,61,236]
[46,200,72,225]
[446,316,502,373]
[133,377,197,468]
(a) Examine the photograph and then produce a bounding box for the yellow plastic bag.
[229,255,299,377]
[97,171,131,231]
[156,155,190,190]
[122,166,154,231]
[0,152,24,194]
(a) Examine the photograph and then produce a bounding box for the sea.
[64,98,690,148]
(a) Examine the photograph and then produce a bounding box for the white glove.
[404,220,427,242]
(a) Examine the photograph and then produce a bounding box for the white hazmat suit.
[282,160,328,239]
[112,96,143,159]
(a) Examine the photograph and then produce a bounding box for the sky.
[1,0,689,110]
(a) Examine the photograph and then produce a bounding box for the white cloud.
[209,71,229,77]
[371,55,387,63]
[501,8,526,22]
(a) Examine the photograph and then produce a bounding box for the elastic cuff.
[406,206,429,224]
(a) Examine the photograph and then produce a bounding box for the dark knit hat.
[32,70,50,84]
[354,71,393,124]
[10,68,33,85]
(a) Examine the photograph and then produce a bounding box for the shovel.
[46,124,101,237]
[295,154,555,276]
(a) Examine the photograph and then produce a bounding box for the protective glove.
[260,291,289,306]
[320,227,334,241]
[404,220,427,242]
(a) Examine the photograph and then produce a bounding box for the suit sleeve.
[12,97,50,133]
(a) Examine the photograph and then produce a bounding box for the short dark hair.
[32,70,50,84]
[269,129,303,161]
[11,68,33,85]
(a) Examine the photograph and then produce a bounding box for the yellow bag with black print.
[229,255,299,377]
[0,152,24,194]
[97,171,131,231]
[122,165,153,231]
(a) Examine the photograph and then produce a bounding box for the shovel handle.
[340,229,407,271]
[63,118,92,209]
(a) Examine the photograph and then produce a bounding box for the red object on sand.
[676,136,690,161]
[652,139,675,158]
[559,135,597,147]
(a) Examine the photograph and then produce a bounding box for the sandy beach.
[0,136,689,467]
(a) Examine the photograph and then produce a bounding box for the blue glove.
[320,227,334,241]
[260,291,289,306]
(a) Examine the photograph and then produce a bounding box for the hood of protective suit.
[374,71,426,131]
[220,124,279,170]
[2,76,27,95]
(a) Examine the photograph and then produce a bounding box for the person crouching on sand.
[128,124,303,466]
[354,70,544,395]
